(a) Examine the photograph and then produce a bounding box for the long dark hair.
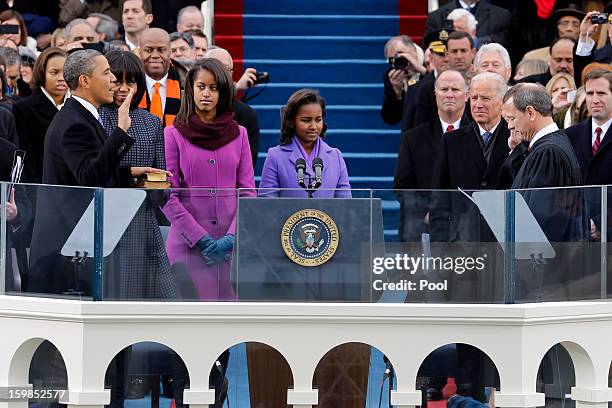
[175,58,234,126]
[31,47,67,92]
[104,50,146,110]
[280,88,327,145]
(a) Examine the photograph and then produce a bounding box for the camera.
[591,13,611,24]
[0,24,19,35]
[388,55,411,71]
[253,71,270,85]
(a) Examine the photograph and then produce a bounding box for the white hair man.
[447,8,477,39]
[475,43,511,82]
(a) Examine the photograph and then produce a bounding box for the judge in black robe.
[504,83,589,301]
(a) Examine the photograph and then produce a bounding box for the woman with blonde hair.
[546,72,577,112]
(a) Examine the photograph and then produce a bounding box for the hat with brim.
[549,4,586,23]
[423,28,453,55]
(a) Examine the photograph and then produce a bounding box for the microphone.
[312,157,324,188]
[295,158,307,188]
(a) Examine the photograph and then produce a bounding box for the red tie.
[446,124,454,133]
[592,127,602,156]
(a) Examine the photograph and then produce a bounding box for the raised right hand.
[118,88,134,132]
[580,11,599,40]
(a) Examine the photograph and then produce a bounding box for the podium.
[236,197,384,407]
[235,197,384,301]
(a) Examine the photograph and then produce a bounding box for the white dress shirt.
[440,117,462,133]
[458,0,478,11]
[72,95,100,121]
[41,87,70,110]
[576,37,596,57]
[477,121,500,138]
[529,122,559,149]
[125,36,138,51]
[145,73,168,113]
[592,117,612,145]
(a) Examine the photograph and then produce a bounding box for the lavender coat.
[162,124,255,300]
[259,138,351,197]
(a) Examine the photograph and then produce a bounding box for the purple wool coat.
[259,137,351,197]
[162,124,255,300]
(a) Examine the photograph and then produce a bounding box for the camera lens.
[393,56,409,70]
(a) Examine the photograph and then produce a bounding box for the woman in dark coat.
[99,50,176,300]
[12,47,67,183]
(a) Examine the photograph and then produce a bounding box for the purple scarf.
[174,112,240,150]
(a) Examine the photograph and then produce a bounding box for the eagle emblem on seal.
[298,223,325,253]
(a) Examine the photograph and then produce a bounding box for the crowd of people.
[384,0,611,245]
[0,0,609,406]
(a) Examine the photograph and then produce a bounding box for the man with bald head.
[176,5,204,32]
[394,69,470,242]
[204,47,260,165]
[138,28,184,127]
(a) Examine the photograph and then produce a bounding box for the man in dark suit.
[425,0,512,47]
[414,30,474,127]
[431,72,510,242]
[428,72,510,404]
[518,37,575,86]
[380,35,427,131]
[122,0,154,51]
[574,11,612,86]
[566,69,612,287]
[27,49,167,408]
[503,83,586,301]
[394,69,469,242]
[29,49,165,294]
[566,69,612,185]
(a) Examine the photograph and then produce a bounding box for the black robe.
[511,130,582,190]
[511,129,590,301]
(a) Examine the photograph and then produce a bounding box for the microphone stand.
[299,175,321,199]
[64,250,88,296]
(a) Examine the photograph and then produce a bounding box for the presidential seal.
[281,209,339,266]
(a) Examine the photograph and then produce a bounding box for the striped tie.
[482,131,492,147]
[592,127,602,156]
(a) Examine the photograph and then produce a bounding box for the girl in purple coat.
[162,59,255,300]
[259,89,351,197]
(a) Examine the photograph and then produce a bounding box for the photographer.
[574,10,612,85]
[380,35,426,131]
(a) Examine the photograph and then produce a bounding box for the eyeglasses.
[557,20,580,28]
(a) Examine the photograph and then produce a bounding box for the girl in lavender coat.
[259,89,351,197]
[162,59,255,300]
